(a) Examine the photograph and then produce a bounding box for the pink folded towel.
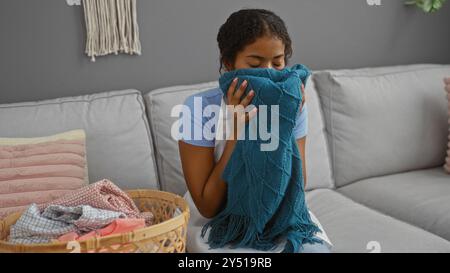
[58,218,146,242]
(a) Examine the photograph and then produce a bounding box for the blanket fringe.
[201,209,323,253]
[201,212,279,251]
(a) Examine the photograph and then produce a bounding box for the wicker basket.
[0,190,190,253]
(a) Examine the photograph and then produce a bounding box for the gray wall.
[1,0,449,103]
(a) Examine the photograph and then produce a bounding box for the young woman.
[179,8,332,253]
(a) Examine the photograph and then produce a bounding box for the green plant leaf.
[433,0,444,9]
[405,0,447,13]
[422,0,433,12]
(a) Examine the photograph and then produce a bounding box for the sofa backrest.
[304,77,335,190]
[144,77,335,195]
[5,63,444,195]
[144,82,219,195]
[314,64,450,187]
[0,90,159,190]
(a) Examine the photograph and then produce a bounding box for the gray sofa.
[1,64,449,253]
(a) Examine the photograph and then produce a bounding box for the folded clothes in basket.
[9,204,125,245]
[8,179,154,245]
[41,179,154,226]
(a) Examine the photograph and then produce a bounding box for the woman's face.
[225,35,286,71]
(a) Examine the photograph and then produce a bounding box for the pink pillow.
[445,78,450,173]
[0,130,89,218]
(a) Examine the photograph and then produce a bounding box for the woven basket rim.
[0,189,190,252]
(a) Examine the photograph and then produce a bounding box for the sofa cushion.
[307,189,450,253]
[338,167,450,241]
[314,64,450,187]
[144,77,334,195]
[0,90,158,190]
[304,78,335,190]
[0,130,88,218]
[144,82,219,195]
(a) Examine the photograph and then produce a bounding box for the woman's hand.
[226,78,258,140]
[445,77,450,93]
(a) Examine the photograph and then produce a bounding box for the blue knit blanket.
[201,64,322,253]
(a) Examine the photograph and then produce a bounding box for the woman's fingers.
[245,107,258,122]
[227,78,239,101]
[227,78,249,105]
[233,80,248,101]
[240,90,255,107]
[226,78,256,126]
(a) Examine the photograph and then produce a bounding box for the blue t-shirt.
[181,87,308,147]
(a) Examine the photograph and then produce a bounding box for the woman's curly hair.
[217,8,293,73]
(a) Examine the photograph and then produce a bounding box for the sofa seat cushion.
[338,167,450,241]
[307,189,450,253]
[314,64,450,187]
[0,90,158,190]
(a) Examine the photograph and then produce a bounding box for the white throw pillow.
[314,64,450,187]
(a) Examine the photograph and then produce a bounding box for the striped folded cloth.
[9,204,125,245]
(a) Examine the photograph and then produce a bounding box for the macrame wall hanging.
[67,0,142,62]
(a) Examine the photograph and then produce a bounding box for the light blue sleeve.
[293,103,309,140]
[180,94,216,148]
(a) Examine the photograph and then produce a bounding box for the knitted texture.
[201,64,322,253]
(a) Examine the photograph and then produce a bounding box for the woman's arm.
[296,137,307,188]
[296,84,308,188]
[179,139,236,219]
[179,78,256,219]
